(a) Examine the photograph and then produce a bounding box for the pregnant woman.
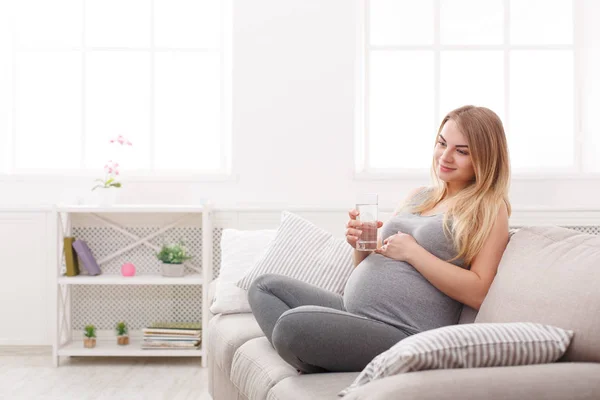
[248,105,511,373]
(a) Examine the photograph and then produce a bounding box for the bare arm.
[406,204,510,310]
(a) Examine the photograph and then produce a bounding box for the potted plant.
[91,160,122,205]
[116,321,129,345]
[156,241,193,277]
[90,135,133,206]
[84,324,97,348]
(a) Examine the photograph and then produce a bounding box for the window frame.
[354,0,587,181]
[2,0,234,183]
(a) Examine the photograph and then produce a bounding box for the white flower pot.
[93,188,120,206]
[161,262,185,277]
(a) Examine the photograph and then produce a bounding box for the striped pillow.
[236,211,354,294]
[338,322,574,397]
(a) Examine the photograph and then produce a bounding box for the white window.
[0,0,232,179]
[356,0,583,177]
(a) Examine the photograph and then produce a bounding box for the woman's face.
[433,119,475,184]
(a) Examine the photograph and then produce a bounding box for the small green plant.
[84,324,97,338]
[156,241,193,264]
[115,321,128,336]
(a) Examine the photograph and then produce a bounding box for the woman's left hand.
[374,231,422,262]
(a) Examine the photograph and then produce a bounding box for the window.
[356,0,581,176]
[0,0,232,178]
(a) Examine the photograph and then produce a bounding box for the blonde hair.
[411,105,511,266]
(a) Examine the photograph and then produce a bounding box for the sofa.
[207,225,600,400]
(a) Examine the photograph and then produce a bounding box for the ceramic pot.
[161,262,185,277]
[93,188,120,206]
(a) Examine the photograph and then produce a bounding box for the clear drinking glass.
[356,193,378,251]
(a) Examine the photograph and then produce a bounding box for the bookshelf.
[50,204,213,367]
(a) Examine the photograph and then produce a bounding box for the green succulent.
[84,324,97,338]
[115,321,128,336]
[156,241,193,264]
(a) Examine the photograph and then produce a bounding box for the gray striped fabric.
[338,322,574,397]
[236,211,354,294]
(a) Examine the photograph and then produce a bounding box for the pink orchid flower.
[109,135,133,146]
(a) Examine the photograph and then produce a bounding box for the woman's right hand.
[346,209,383,249]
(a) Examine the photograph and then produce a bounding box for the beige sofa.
[207,226,600,400]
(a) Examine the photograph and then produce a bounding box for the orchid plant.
[91,135,133,191]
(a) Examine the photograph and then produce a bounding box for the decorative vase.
[83,337,96,348]
[121,262,136,277]
[161,262,185,277]
[92,188,120,206]
[117,335,129,345]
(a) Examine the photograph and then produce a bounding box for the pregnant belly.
[343,253,462,333]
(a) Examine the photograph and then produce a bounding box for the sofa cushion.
[341,362,600,400]
[475,226,600,362]
[208,313,265,378]
[267,372,359,400]
[231,337,298,400]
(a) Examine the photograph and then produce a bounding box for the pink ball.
[121,262,136,277]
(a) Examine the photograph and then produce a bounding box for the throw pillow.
[338,322,574,397]
[209,228,277,315]
[236,211,354,294]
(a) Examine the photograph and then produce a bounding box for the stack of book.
[142,322,202,350]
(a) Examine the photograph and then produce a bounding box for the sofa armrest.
[207,278,219,322]
[343,362,600,400]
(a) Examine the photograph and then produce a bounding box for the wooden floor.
[0,346,212,400]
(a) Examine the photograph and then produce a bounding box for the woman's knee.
[271,307,329,373]
[248,273,283,307]
[272,308,308,349]
[271,306,322,352]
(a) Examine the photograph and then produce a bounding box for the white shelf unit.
[58,337,204,357]
[50,204,213,367]
[57,274,203,285]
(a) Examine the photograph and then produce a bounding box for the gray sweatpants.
[247,273,411,373]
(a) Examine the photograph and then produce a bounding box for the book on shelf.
[63,236,80,277]
[72,239,102,276]
[142,321,202,350]
[142,343,200,350]
[143,339,200,346]
[143,328,201,336]
[149,322,202,330]
[142,335,201,341]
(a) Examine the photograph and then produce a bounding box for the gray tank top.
[343,187,467,335]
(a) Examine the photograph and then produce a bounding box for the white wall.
[1,0,600,211]
[1,0,600,346]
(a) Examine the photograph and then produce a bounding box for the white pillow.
[236,211,354,294]
[338,322,574,397]
[209,228,277,315]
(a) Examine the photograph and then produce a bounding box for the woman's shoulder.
[407,186,431,198]
[393,186,431,215]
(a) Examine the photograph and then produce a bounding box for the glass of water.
[356,193,378,251]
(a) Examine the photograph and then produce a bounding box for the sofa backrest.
[475,225,600,362]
